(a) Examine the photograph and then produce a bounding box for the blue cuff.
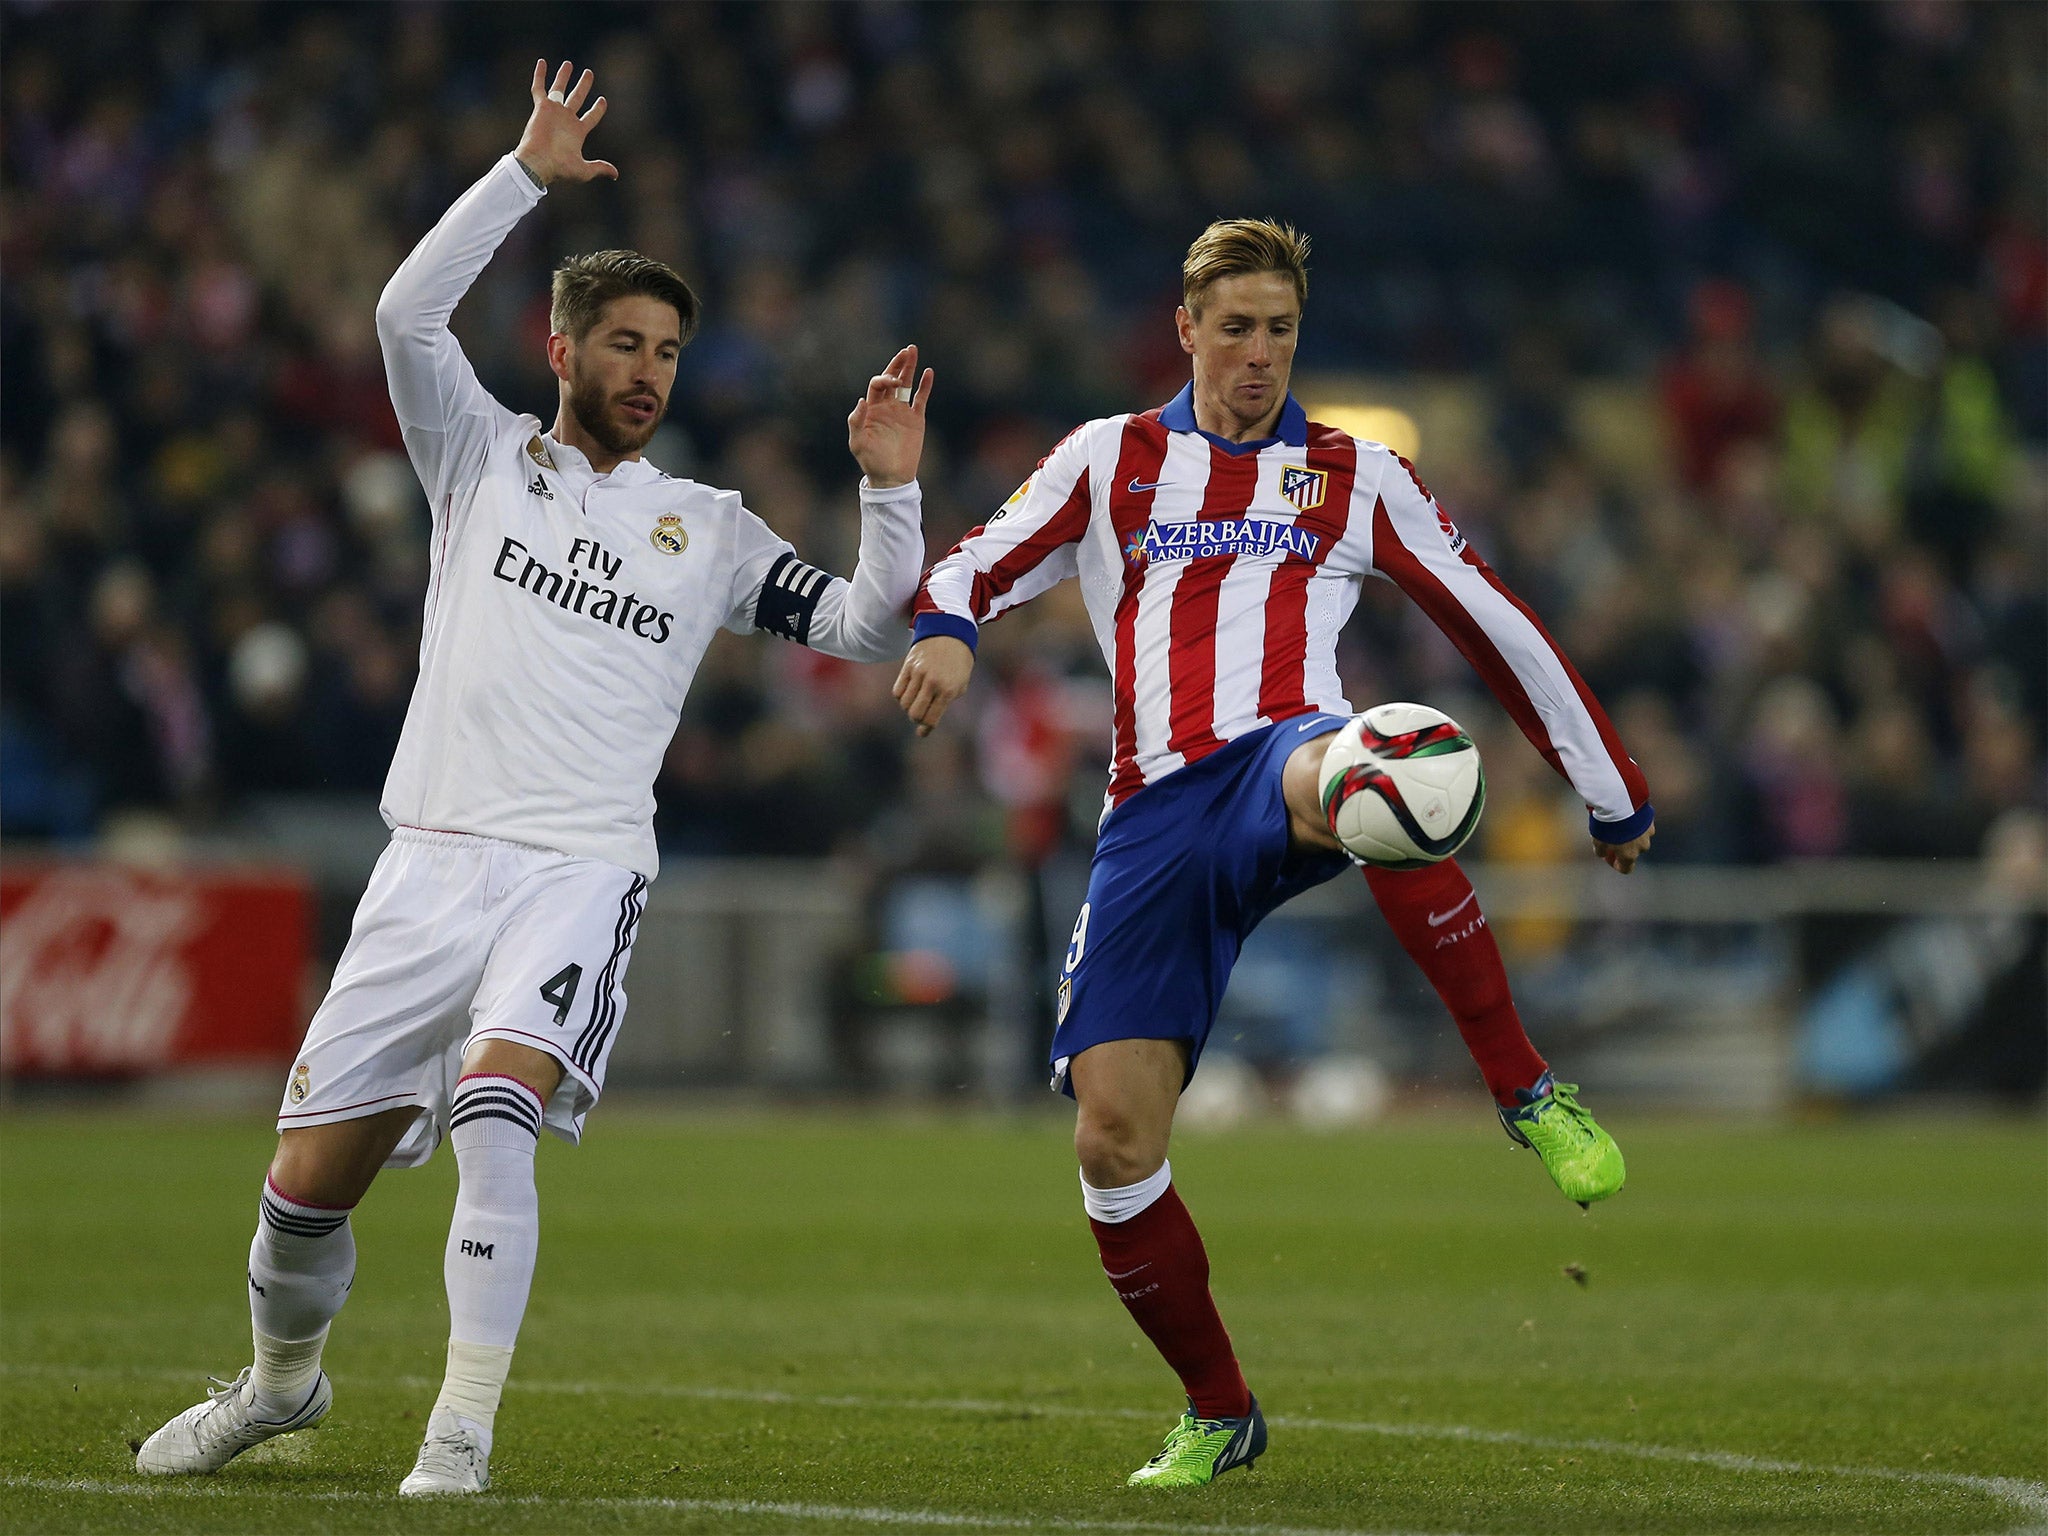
[1590,803,1655,844]
[911,612,978,652]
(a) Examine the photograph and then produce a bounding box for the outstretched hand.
[515,60,618,187]
[848,345,935,490]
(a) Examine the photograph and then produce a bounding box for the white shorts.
[278,827,648,1167]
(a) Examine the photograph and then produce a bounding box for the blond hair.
[1181,219,1311,315]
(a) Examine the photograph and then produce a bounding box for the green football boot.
[1127,1397,1266,1488]
[1500,1072,1625,1208]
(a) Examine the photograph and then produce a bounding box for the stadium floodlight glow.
[1301,403,1420,460]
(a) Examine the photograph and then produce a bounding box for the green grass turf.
[1,1108,2043,1534]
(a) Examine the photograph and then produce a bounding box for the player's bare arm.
[514,60,617,187]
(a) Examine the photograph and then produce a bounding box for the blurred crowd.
[2,0,2042,871]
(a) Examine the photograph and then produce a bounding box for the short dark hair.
[1182,219,1311,316]
[550,250,701,346]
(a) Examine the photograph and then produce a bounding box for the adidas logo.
[528,475,553,500]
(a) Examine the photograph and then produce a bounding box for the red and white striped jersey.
[912,385,1651,838]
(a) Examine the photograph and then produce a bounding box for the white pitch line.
[493,1375,2048,1529]
[5,1363,2044,1532]
[0,1476,1421,1536]
[1273,1416,2048,1533]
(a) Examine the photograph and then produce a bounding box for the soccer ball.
[1316,703,1485,868]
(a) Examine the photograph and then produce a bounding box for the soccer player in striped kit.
[135,62,934,1495]
[895,221,1655,1487]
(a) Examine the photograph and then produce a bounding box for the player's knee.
[268,1108,416,1208]
[1074,1108,1166,1190]
[461,1038,564,1102]
[266,1141,350,1210]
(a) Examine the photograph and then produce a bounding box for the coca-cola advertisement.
[0,863,311,1075]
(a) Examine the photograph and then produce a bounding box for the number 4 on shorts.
[539,963,582,1025]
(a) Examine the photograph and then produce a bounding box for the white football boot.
[397,1407,491,1496]
[135,1366,332,1474]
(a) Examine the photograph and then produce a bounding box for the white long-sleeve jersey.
[375,154,923,877]
[912,387,1652,840]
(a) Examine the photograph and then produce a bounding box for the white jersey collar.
[542,433,664,488]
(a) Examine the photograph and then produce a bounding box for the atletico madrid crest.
[1280,465,1327,511]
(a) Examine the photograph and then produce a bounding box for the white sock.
[433,1074,544,1445]
[250,1328,328,1420]
[1080,1160,1173,1224]
[247,1178,355,1418]
[430,1339,515,1453]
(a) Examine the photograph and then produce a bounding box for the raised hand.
[848,345,935,490]
[514,61,618,187]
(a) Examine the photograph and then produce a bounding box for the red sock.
[1364,858,1547,1107]
[1088,1186,1250,1419]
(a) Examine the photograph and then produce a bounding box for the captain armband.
[755,553,831,645]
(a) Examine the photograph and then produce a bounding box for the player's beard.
[567,367,666,459]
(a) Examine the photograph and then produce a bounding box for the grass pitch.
[1,1108,2042,1534]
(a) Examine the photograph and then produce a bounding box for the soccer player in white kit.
[136,61,934,1495]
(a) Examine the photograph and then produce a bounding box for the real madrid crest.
[289,1062,310,1104]
[526,435,556,470]
[650,514,688,555]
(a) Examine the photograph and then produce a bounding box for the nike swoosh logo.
[1298,719,1327,731]
[1127,477,1167,494]
[1426,891,1478,927]
[1104,1264,1151,1281]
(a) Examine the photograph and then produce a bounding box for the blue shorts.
[1050,714,1354,1096]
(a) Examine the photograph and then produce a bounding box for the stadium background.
[1,5,2045,1533]
[1,0,2042,1104]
